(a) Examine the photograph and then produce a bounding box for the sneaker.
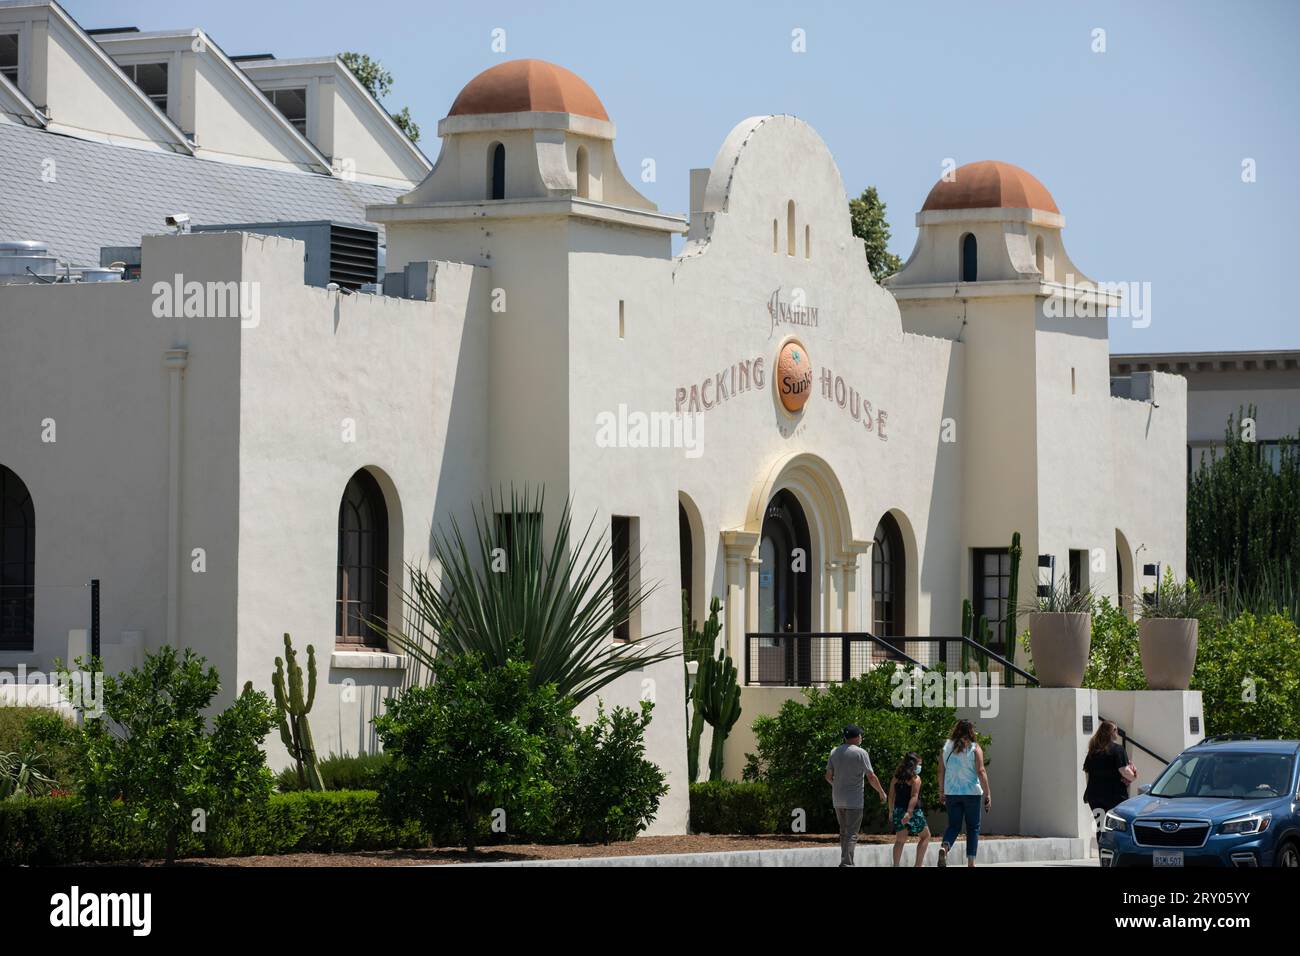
[937,846,948,868]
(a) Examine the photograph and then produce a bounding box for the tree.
[849,186,903,282]
[1187,405,1300,619]
[339,51,421,143]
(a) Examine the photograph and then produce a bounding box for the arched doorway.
[1115,529,1135,618]
[679,502,693,627]
[758,489,812,684]
[1,464,35,651]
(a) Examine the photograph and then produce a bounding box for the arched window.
[575,145,590,199]
[0,465,35,651]
[337,469,388,647]
[786,200,796,257]
[872,513,905,647]
[961,233,978,282]
[488,142,506,200]
[1034,235,1045,275]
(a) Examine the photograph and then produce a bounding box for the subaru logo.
[1160,821,1181,832]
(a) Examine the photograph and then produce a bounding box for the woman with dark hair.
[1084,719,1136,821]
[936,719,991,868]
[889,751,932,867]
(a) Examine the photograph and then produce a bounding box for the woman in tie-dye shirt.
[936,719,992,867]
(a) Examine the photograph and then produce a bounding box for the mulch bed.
[80,832,1023,867]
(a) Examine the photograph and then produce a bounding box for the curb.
[457,836,1092,867]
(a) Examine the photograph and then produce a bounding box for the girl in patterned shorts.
[889,752,932,867]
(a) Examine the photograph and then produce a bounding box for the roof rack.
[1195,734,1261,745]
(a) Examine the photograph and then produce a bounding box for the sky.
[64,0,1299,354]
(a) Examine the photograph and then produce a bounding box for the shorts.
[892,805,928,836]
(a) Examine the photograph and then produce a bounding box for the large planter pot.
[1138,618,1198,690]
[1028,612,1092,688]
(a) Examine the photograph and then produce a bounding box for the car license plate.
[1153,850,1184,868]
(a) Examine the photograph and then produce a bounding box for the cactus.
[1005,531,1022,684]
[272,632,323,792]
[696,647,742,782]
[683,595,722,783]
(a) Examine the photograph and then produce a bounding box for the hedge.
[0,791,427,866]
[689,781,778,835]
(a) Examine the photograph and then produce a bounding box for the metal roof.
[0,121,405,267]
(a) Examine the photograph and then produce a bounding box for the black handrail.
[742,632,1038,686]
[741,631,1172,766]
[1107,722,1169,766]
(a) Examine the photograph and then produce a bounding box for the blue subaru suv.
[1099,736,1300,867]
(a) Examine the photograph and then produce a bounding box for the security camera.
[165,213,191,234]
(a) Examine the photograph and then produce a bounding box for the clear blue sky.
[66,0,1298,353]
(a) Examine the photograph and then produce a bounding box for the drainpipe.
[164,348,189,647]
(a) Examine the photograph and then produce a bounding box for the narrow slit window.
[618,299,625,339]
[786,200,796,257]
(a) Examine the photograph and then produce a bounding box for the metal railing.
[743,630,1171,766]
[743,632,1035,687]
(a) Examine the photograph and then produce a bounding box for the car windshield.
[1150,751,1295,799]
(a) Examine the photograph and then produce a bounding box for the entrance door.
[759,489,812,684]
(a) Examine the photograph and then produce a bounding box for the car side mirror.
[1138,785,1152,795]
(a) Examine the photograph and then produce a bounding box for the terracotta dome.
[921,160,1059,214]
[448,59,609,121]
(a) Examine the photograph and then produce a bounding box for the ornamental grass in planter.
[1022,578,1096,688]
[1138,572,1218,690]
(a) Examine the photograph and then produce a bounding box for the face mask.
[915,763,922,775]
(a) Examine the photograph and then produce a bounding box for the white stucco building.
[1110,350,1300,471]
[1,9,1192,836]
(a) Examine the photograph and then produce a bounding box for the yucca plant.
[382,487,678,704]
[1022,575,1097,614]
[0,749,58,799]
[1139,569,1220,621]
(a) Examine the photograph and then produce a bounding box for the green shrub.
[554,701,668,844]
[276,752,391,792]
[0,790,426,865]
[76,647,276,863]
[1193,612,1300,739]
[743,663,976,834]
[1083,598,1146,690]
[689,780,776,834]
[374,649,576,850]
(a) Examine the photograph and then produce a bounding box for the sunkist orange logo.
[776,340,812,413]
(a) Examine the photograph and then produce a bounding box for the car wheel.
[1277,841,1300,868]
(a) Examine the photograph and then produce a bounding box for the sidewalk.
[459,836,1091,867]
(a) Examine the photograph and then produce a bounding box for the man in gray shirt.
[825,724,887,866]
